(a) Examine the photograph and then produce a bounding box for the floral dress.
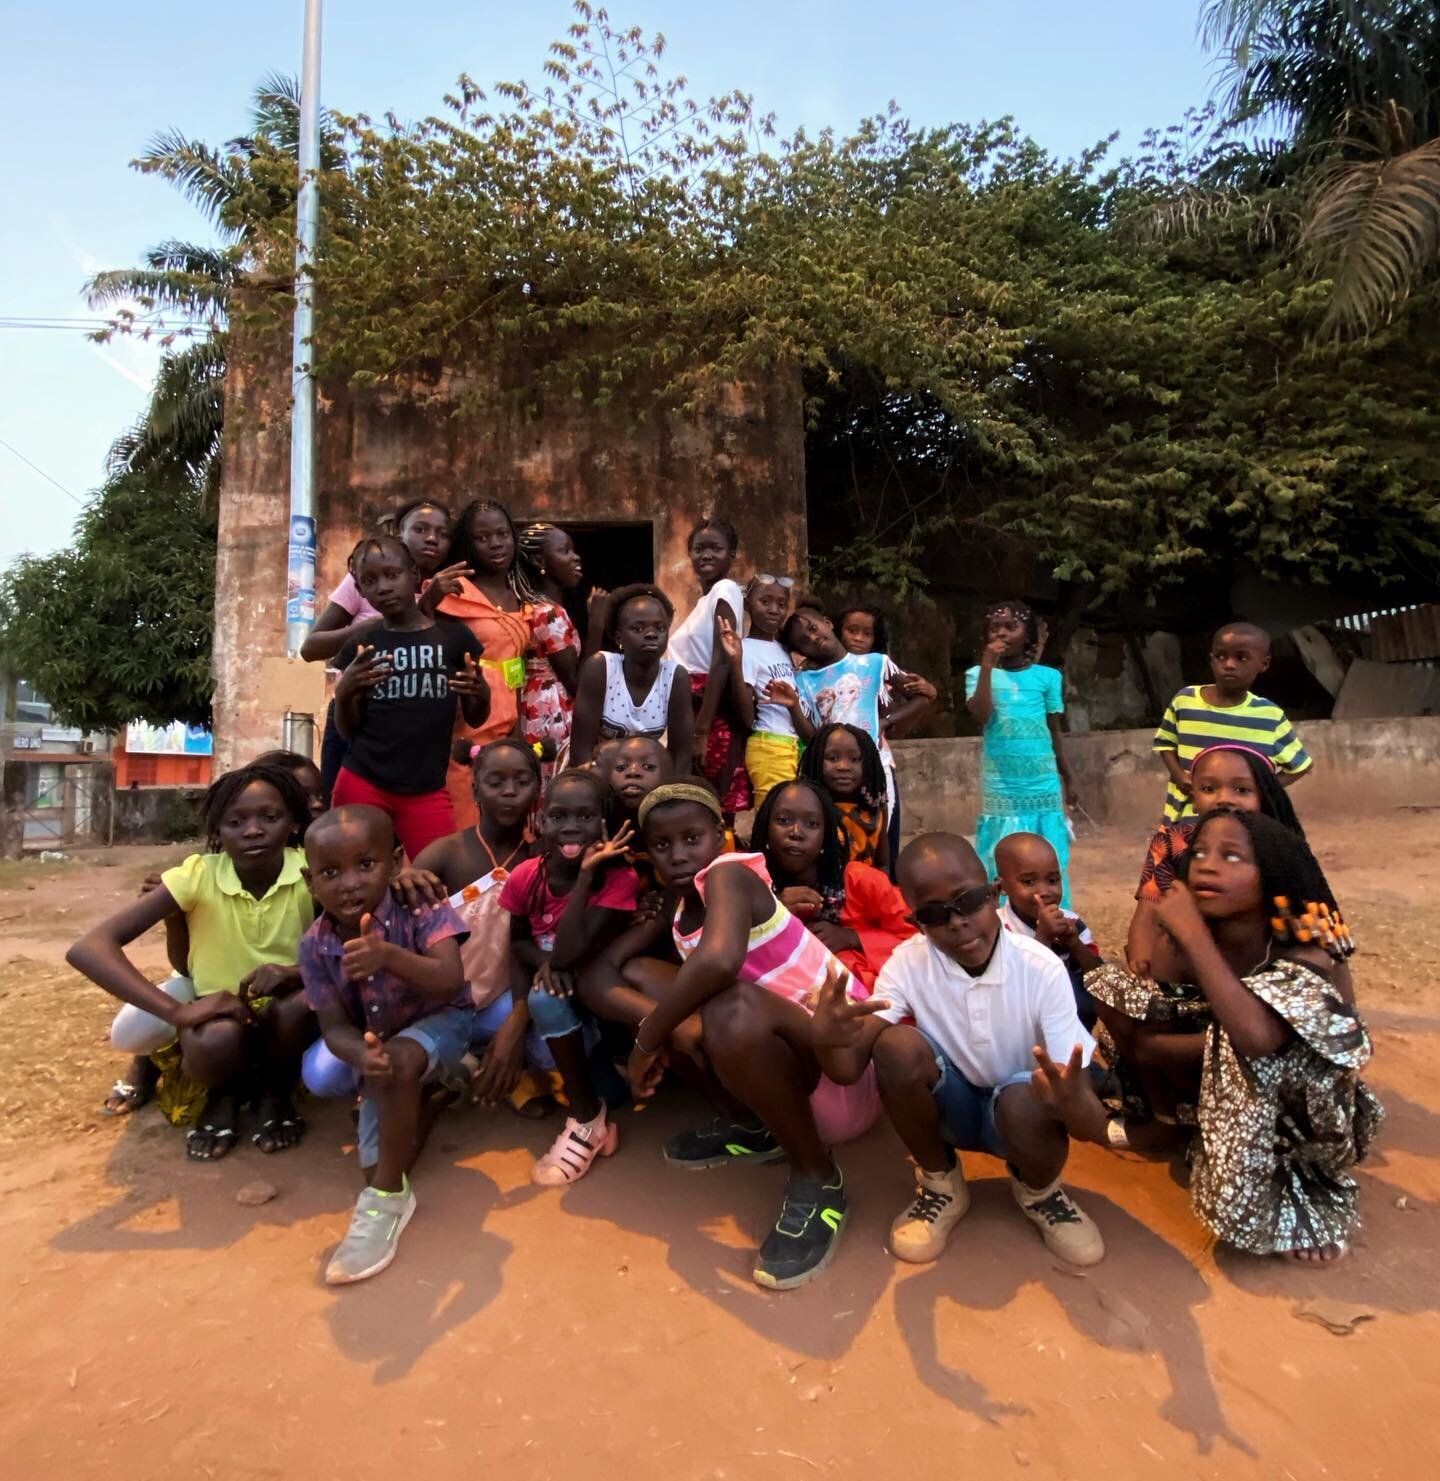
[1191,958,1382,1255]
[521,601,581,790]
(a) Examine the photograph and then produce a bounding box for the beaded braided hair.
[981,599,1040,661]
[448,498,536,604]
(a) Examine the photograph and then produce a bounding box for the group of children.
[67,502,1379,1289]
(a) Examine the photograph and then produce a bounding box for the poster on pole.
[287,514,317,625]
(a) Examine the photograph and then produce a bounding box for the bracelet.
[633,1015,661,1057]
[1105,1115,1131,1150]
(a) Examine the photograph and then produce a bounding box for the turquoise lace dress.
[964,662,1070,905]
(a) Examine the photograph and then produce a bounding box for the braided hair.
[603,582,675,651]
[201,762,312,853]
[351,532,415,573]
[752,778,850,922]
[391,498,452,533]
[1191,745,1305,840]
[469,735,543,781]
[689,515,739,555]
[447,498,536,603]
[981,599,1040,660]
[799,722,888,811]
[516,521,559,586]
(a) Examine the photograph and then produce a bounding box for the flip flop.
[186,1124,237,1161]
[252,1116,306,1154]
[103,1080,151,1117]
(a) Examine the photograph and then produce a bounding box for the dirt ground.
[1,815,1438,1480]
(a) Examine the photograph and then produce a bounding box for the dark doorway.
[562,521,654,646]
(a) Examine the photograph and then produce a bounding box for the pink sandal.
[531,1111,619,1187]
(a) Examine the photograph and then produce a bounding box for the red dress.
[833,861,915,994]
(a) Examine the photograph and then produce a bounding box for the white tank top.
[600,651,679,739]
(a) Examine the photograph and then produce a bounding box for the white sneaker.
[325,1179,417,1285]
[1011,1173,1105,1266]
[889,1162,970,1263]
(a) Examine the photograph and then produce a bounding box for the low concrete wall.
[893,715,1440,839]
[113,786,206,846]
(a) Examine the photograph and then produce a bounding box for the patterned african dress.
[1087,962,1211,1124]
[1191,958,1381,1255]
[835,799,886,867]
[520,600,581,801]
[964,662,1070,906]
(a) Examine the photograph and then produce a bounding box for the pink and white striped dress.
[671,852,880,1144]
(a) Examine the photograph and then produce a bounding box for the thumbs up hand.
[342,911,390,981]
[361,1030,393,1084]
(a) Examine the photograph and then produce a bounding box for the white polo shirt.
[874,927,1094,1088]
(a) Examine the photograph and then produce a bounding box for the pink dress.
[672,853,880,1145]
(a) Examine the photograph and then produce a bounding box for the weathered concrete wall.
[214,339,807,768]
[893,715,1440,842]
[112,785,207,846]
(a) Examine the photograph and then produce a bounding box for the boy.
[811,833,1104,1268]
[1154,621,1311,821]
[298,805,471,1284]
[994,831,1101,1027]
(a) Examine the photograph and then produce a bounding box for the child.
[799,722,890,872]
[665,517,751,817]
[836,603,937,738]
[965,600,1074,906]
[810,832,1105,1268]
[500,770,640,1185]
[570,584,694,773]
[1033,809,1379,1263]
[734,575,813,814]
[438,499,539,827]
[603,735,675,900]
[303,500,456,798]
[516,522,599,789]
[67,761,318,1160]
[593,782,881,1291]
[400,738,550,1111]
[1154,620,1312,822]
[298,805,472,1284]
[252,749,327,823]
[754,778,915,993]
[332,535,490,859]
[994,832,1101,1027]
[836,604,891,659]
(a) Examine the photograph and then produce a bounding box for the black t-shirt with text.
[336,618,482,794]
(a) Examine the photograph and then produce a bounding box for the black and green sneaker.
[663,1116,785,1171]
[752,1165,847,1291]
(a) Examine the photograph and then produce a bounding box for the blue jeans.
[527,984,587,1042]
[302,1006,473,1167]
[921,1031,1032,1159]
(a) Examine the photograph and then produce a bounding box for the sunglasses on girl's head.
[908,885,995,927]
[753,574,795,589]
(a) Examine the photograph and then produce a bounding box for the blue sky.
[0,1,1215,568]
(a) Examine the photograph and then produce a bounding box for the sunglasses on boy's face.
[907,885,995,927]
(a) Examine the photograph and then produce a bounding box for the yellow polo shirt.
[161,849,315,997]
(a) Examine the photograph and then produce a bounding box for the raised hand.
[980,635,1008,670]
[1154,881,1207,946]
[342,912,389,981]
[581,820,637,874]
[1030,1043,1107,1142]
[449,651,489,697]
[362,1030,393,1085]
[1034,901,1076,951]
[586,585,611,627]
[335,644,392,702]
[761,677,801,711]
[809,964,888,1051]
[716,613,742,662]
[420,561,472,612]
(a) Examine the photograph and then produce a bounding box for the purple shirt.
[300,894,469,1039]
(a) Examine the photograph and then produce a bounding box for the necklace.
[474,825,524,877]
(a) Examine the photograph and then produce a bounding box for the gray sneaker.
[325,1181,417,1285]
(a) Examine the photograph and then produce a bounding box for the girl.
[438,499,537,828]
[965,600,1074,905]
[499,771,640,1185]
[332,536,490,859]
[836,604,891,659]
[1033,809,1380,1263]
[753,778,915,993]
[569,584,694,773]
[252,749,327,823]
[399,738,552,1112]
[516,523,607,790]
[733,575,813,814]
[838,603,939,742]
[67,761,318,1160]
[665,517,751,818]
[799,722,890,873]
[302,500,456,798]
[584,782,879,1290]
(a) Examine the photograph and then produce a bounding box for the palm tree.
[1200,1,1440,337]
[85,75,331,506]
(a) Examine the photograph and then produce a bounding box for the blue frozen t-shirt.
[795,653,892,744]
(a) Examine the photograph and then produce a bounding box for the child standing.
[570,585,694,773]
[299,805,472,1284]
[332,536,490,859]
[965,600,1074,906]
[67,761,318,1160]
[1154,620,1312,822]
[734,575,813,813]
[1033,810,1378,1263]
[799,722,890,872]
[994,832,1101,1027]
[500,771,640,1185]
[438,499,538,827]
[754,778,915,993]
[665,518,751,818]
[810,832,1105,1268]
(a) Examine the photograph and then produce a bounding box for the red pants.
[331,768,456,860]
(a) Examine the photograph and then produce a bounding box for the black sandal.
[186,1124,237,1160]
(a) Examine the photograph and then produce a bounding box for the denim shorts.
[302,1006,473,1167]
[921,1030,1031,1159]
